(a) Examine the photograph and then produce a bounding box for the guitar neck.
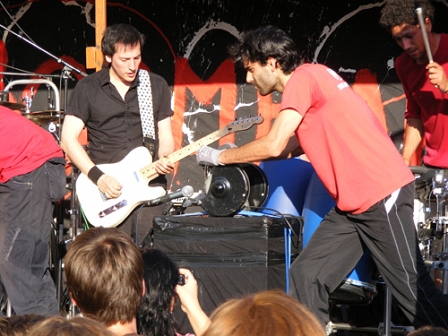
[140,126,230,179]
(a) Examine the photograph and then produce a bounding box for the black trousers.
[290,182,448,329]
[0,159,65,315]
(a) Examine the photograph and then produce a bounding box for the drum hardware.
[4,79,61,115]
[0,100,25,110]
[22,86,34,113]
[4,79,63,142]
[0,71,63,78]
[200,164,268,217]
[426,257,448,297]
[412,166,448,295]
[21,110,63,125]
[0,90,25,110]
[66,164,83,317]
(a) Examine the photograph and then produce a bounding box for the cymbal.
[0,101,25,110]
[22,110,63,125]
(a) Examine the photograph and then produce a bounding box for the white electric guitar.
[75,115,263,228]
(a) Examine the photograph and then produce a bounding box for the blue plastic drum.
[259,157,314,216]
[302,172,377,305]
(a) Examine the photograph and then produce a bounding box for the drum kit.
[0,77,64,139]
[412,166,448,295]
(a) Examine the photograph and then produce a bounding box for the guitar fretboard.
[139,127,230,178]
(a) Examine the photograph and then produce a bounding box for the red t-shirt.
[281,64,414,214]
[0,107,64,182]
[395,34,448,168]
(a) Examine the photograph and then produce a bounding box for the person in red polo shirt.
[0,106,66,315]
[197,26,448,330]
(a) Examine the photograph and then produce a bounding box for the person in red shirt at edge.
[0,107,66,316]
[379,0,448,169]
[196,26,448,330]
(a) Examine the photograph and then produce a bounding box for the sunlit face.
[105,42,142,85]
[391,23,428,64]
[243,58,277,96]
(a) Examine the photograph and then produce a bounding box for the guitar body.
[75,116,264,228]
[75,147,166,228]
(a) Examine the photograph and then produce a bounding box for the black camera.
[178,274,185,286]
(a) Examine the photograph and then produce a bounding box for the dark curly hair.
[227,25,301,75]
[379,0,435,30]
[137,248,181,336]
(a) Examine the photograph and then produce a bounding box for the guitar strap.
[137,69,156,156]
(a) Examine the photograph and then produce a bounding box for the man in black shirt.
[61,24,175,244]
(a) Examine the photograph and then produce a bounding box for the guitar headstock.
[226,115,263,132]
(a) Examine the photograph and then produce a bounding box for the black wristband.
[87,166,105,185]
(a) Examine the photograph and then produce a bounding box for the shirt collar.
[99,67,139,89]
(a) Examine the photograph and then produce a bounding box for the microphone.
[148,185,194,206]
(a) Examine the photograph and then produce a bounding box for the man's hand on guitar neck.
[153,154,175,175]
[97,174,123,199]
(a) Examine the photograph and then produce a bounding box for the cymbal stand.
[425,170,448,295]
[66,163,82,317]
[4,78,60,114]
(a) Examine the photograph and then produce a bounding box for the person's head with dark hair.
[29,316,115,336]
[408,326,448,336]
[64,227,144,334]
[137,248,211,336]
[202,289,326,336]
[379,0,435,30]
[101,23,145,58]
[0,316,10,335]
[100,23,145,85]
[137,248,179,336]
[228,25,301,76]
[5,314,48,336]
[379,0,437,65]
[226,26,302,96]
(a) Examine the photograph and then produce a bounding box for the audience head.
[29,316,115,336]
[203,289,326,336]
[0,314,47,336]
[0,316,9,335]
[64,227,144,327]
[137,248,180,336]
[408,326,448,336]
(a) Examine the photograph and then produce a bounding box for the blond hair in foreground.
[203,289,326,336]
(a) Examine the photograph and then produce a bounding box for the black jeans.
[0,159,65,315]
[290,182,448,329]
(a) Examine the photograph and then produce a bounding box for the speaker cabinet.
[152,213,302,333]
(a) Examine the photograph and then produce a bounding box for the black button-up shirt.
[66,67,173,164]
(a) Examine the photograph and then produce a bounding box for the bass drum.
[201,163,268,217]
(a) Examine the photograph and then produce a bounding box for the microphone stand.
[0,23,88,78]
[0,71,62,78]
